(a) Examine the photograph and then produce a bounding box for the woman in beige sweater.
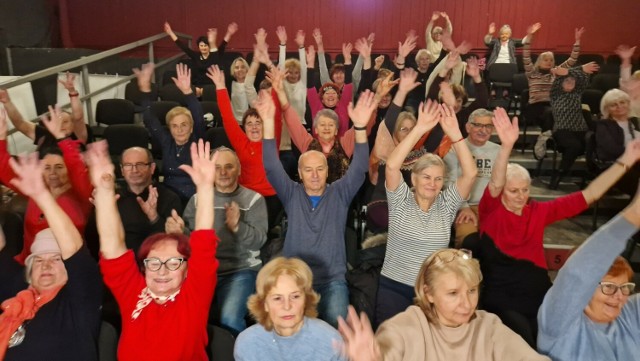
[338,248,550,361]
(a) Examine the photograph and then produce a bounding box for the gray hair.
[312,109,340,131]
[506,163,531,183]
[298,150,327,169]
[534,51,555,70]
[467,108,493,124]
[499,25,512,35]
[415,49,433,63]
[212,146,241,170]
[600,89,631,119]
[412,153,446,175]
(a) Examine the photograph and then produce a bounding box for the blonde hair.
[285,58,301,73]
[415,49,433,63]
[600,89,631,119]
[412,153,446,175]
[394,111,417,135]
[534,51,555,70]
[230,57,249,79]
[165,106,194,127]
[247,257,320,330]
[414,249,482,324]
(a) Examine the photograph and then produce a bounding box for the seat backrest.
[103,124,150,157]
[207,324,235,361]
[0,210,24,257]
[98,321,119,361]
[95,99,135,126]
[581,88,604,116]
[590,73,619,94]
[200,84,218,102]
[511,73,529,95]
[159,83,190,106]
[200,101,222,127]
[150,101,181,124]
[488,63,518,83]
[578,54,605,66]
[125,81,158,105]
[205,127,234,150]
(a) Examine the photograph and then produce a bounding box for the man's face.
[298,151,328,196]
[465,115,494,146]
[121,148,155,190]
[215,151,240,193]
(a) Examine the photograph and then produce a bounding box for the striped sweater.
[524,43,580,104]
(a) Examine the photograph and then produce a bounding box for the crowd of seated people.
[1,13,640,361]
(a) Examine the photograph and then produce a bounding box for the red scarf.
[0,285,62,359]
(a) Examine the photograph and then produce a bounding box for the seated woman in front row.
[234,257,346,361]
[339,248,549,360]
[0,152,101,361]
[538,177,640,361]
[89,139,219,361]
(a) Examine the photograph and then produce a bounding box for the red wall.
[59,0,640,58]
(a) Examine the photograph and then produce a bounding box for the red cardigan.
[0,139,93,265]
[100,229,219,361]
[217,89,281,197]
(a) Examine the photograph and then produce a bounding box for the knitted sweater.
[550,66,590,132]
[524,42,580,104]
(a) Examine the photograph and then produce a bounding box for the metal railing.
[1,32,192,134]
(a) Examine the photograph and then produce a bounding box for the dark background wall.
[53,0,640,57]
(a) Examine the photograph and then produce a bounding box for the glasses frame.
[468,122,495,131]
[428,249,473,268]
[121,162,152,171]
[143,257,187,272]
[598,281,635,296]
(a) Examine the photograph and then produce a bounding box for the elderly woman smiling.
[538,177,640,360]
[234,257,346,361]
[339,248,550,360]
[90,139,219,361]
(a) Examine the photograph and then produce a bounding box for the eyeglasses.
[121,162,152,171]
[469,122,495,131]
[598,281,635,296]
[143,257,186,271]
[428,249,473,268]
[399,126,414,133]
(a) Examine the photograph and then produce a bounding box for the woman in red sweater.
[90,139,219,361]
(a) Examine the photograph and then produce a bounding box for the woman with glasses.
[136,62,206,205]
[234,257,346,361]
[375,100,477,325]
[339,248,549,360]
[538,183,640,360]
[90,139,219,361]
[470,108,640,347]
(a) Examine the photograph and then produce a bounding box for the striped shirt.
[382,181,464,286]
[524,43,580,104]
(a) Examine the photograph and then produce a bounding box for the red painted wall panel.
[60,0,640,58]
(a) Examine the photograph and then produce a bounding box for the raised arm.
[269,67,313,152]
[425,11,440,49]
[0,108,19,192]
[58,72,87,143]
[172,63,205,139]
[276,26,287,70]
[487,108,520,197]
[616,45,637,89]
[313,28,331,85]
[582,139,640,204]
[164,21,179,41]
[443,12,453,34]
[179,140,216,230]
[224,22,238,44]
[245,29,267,104]
[394,30,418,70]
[484,22,496,46]
[296,30,308,85]
[386,100,441,191]
[207,65,250,147]
[9,153,82,259]
[440,104,477,198]
[0,89,36,140]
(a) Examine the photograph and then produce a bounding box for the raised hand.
[439,82,456,108]
[207,28,217,44]
[180,139,217,189]
[342,42,353,63]
[58,72,77,92]
[348,90,377,128]
[575,27,585,42]
[41,105,67,139]
[441,12,449,20]
[439,103,463,140]
[441,31,456,52]
[375,73,399,100]
[398,31,418,58]
[456,40,472,55]
[528,22,542,35]
[398,68,421,93]
[465,56,481,80]
[615,45,637,61]
[355,37,371,58]
[620,138,640,166]
[136,185,159,222]
[312,28,323,45]
[367,33,375,45]
[550,66,569,77]
[206,65,226,89]
[492,107,519,147]
[416,99,442,133]
[431,11,440,21]
[276,26,287,44]
[171,63,193,95]
[582,61,600,74]
[254,43,271,65]
[306,45,316,68]
[254,28,267,45]
[165,209,185,234]
[444,50,461,70]
[225,22,239,40]
[488,22,496,34]
[85,140,116,191]
[294,30,306,48]
[0,89,10,104]
[337,306,381,361]
[133,62,155,92]
[164,22,174,36]
[9,152,47,198]
[265,67,285,93]
[374,55,385,70]
[252,90,276,126]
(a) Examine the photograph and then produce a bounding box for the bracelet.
[68,91,79,97]
[299,46,305,49]
[354,125,367,131]
[280,43,286,47]
[452,137,465,144]
[615,160,630,171]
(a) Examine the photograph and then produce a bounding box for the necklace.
[176,144,186,157]
[9,324,26,348]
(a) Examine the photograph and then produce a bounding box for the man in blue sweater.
[258,88,378,328]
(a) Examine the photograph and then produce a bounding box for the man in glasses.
[117,146,182,253]
[443,108,500,246]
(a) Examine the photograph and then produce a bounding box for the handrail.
[2,31,191,133]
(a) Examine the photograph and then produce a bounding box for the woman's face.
[378,93,392,109]
[169,114,193,146]
[42,154,69,190]
[499,30,512,42]
[321,89,339,108]
[411,165,445,201]
[538,55,554,70]
[426,271,479,327]
[233,60,248,82]
[265,274,305,336]
[30,252,68,292]
[198,42,210,57]
[584,273,631,323]
[431,28,443,42]
[608,99,631,120]
[144,239,188,298]
[315,116,338,142]
[395,118,415,144]
[417,55,431,71]
[59,112,74,136]
[332,71,346,86]
[286,66,301,84]
[244,115,263,142]
[501,177,530,214]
